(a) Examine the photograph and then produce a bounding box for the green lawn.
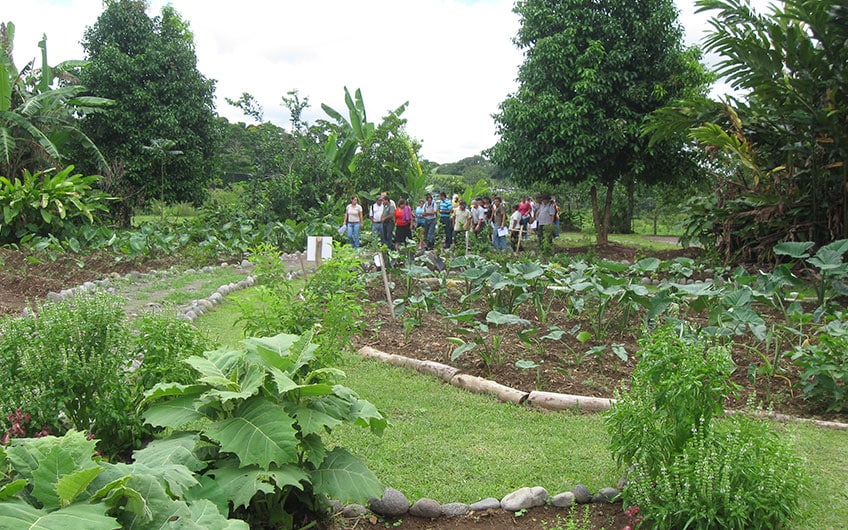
[194,287,848,529]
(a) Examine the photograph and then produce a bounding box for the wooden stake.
[315,237,323,267]
[298,253,308,281]
[379,252,395,318]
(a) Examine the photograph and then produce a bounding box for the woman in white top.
[344,196,364,248]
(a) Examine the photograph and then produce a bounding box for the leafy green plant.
[0,166,110,244]
[789,314,848,412]
[0,429,247,529]
[625,415,804,530]
[0,293,132,452]
[606,324,804,529]
[774,239,848,308]
[142,331,385,528]
[447,310,531,371]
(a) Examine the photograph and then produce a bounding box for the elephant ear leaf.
[311,447,383,504]
[0,502,120,530]
[204,398,298,470]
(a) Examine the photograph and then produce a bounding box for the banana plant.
[0,22,112,179]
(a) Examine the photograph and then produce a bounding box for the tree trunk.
[624,178,635,234]
[590,183,614,247]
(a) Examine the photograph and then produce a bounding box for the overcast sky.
[7,0,773,164]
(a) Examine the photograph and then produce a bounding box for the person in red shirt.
[394,198,413,248]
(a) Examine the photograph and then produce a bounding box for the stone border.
[333,484,621,521]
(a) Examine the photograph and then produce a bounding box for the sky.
[6,0,774,164]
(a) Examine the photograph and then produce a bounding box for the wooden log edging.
[358,346,848,430]
[358,346,612,412]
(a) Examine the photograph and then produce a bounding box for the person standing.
[534,194,557,251]
[343,196,363,248]
[370,197,384,241]
[439,192,454,249]
[509,204,522,251]
[395,198,413,247]
[453,200,472,250]
[414,199,425,228]
[380,194,396,248]
[491,196,508,251]
[422,193,438,250]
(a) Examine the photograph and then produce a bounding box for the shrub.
[606,324,805,529]
[238,243,366,367]
[0,293,131,449]
[0,294,213,456]
[142,331,385,528]
[789,313,848,412]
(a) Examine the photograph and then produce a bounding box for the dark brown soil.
[333,504,628,530]
[0,248,185,316]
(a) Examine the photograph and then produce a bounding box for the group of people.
[343,192,561,252]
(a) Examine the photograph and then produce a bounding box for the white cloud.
[6,0,775,163]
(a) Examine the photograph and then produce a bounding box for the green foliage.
[238,244,366,366]
[0,166,109,244]
[649,0,848,262]
[789,314,848,412]
[606,325,804,529]
[79,2,218,216]
[129,311,211,390]
[626,415,805,529]
[0,293,210,456]
[142,331,385,527]
[0,429,247,529]
[0,22,111,180]
[490,0,707,243]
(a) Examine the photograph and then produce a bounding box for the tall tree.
[490,0,705,245]
[647,0,847,263]
[79,0,217,223]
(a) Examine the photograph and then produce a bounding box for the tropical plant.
[646,0,848,262]
[606,324,804,529]
[142,331,385,528]
[0,22,112,180]
[0,165,110,244]
[490,0,708,246]
[0,429,248,529]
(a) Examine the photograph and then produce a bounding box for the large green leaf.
[55,467,102,507]
[773,240,814,259]
[132,433,202,472]
[207,363,265,404]
[204,397,298,470]
[0,480,27,501]
[290,406,341,437]
[186,499,249,530]
[143,394,205,428]
[32,445,91,509]
[311,447,383,504]
[486,310,531,327]
[205,461,275,509]
[0,501,119,529]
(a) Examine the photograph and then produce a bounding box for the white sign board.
[306,236,333,262]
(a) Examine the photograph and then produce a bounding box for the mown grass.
[112,267,250,307]
[553,231,682,252]
[194,287,848,529]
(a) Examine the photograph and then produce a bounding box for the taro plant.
[447,310,531,372]
[774,239,848,308]
[789,312,848,412]
[142,331,385,529]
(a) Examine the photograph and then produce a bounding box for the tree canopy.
[646,0,848,262]
[490,0,705,244]
[79,0,218,221]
